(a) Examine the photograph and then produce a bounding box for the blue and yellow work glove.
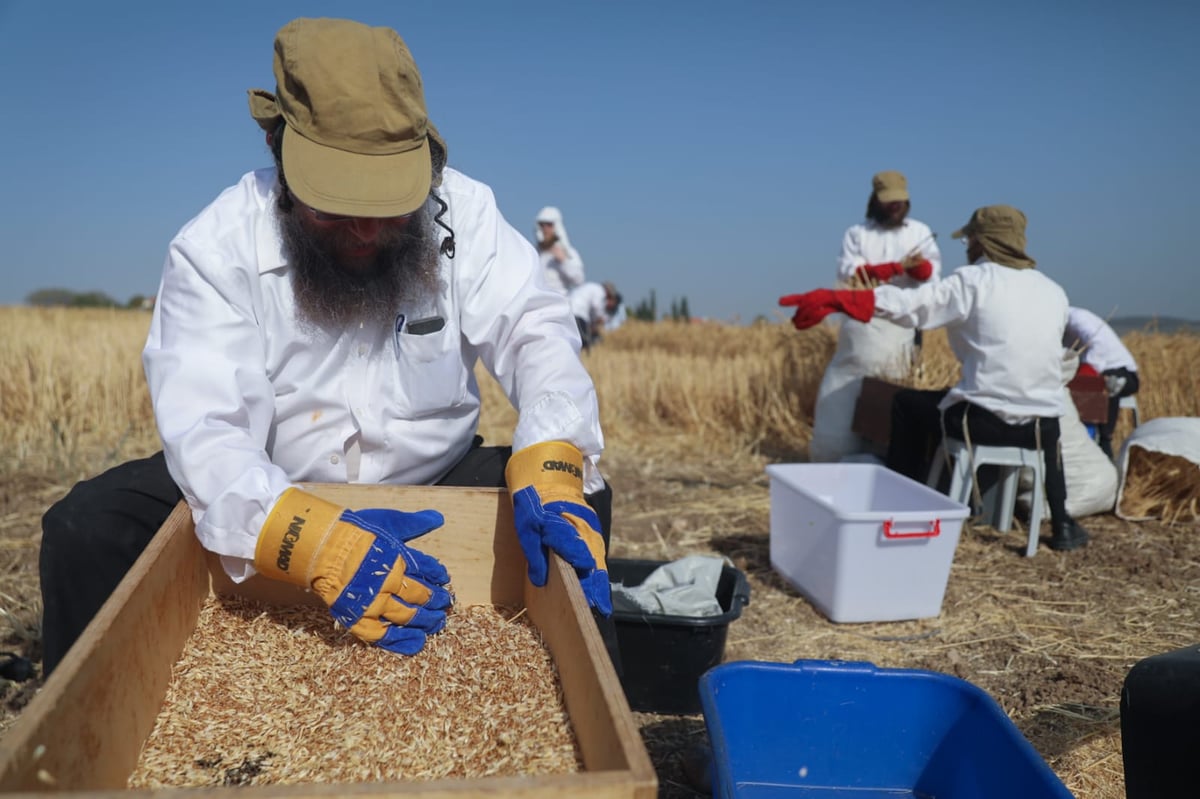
[505,441,612,616]
[254,488,452,655]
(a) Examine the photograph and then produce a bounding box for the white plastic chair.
[927,439,1045,557]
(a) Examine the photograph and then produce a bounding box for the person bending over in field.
[1064,305,1140,460]
[38,17,615,678]
[780,205,1091,552]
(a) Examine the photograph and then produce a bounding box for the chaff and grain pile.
[129,597,581,788]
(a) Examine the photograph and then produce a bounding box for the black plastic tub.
[1121,643,1200,799]
[609,558,751,715]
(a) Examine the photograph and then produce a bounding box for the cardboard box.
[1067,374,1110,424]
[766,463,970,623]
[0,485,656,798]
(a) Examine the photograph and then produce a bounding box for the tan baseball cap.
[872,171,909,203]
[952,205,1036,269]
[248,18,432,218]
[951,205,1027,240]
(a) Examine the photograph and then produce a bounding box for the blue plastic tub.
[699,660,1073,798]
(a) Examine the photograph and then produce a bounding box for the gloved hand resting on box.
[254,488,452,655]
[505,441,612,616]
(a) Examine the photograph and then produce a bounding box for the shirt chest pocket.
[393,329,468,417]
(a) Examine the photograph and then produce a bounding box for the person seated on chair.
[1064,305,1140,460]
[779,205,1090,552]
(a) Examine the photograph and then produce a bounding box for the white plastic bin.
[766,463,970,623]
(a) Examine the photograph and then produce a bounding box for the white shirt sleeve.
[144,225,294,568]
[873,267,976,329]
[448,182,605,492]
[558,246,585,291]
[835,226,866,284]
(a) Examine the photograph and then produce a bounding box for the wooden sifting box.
[852,376,906,448]
[0,485,657,798]
[858,375,1113,445]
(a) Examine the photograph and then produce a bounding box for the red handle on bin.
[882,519,941,539]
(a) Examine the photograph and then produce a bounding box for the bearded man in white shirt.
[39,18,615,676]
[781,205,1091,552]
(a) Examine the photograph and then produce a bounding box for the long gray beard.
[280,199,444,332]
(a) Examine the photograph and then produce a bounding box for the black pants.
[886,389,1070,529]
[1099,367,1140,458]
[40,438,618,677]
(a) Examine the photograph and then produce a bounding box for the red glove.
[855,262,904,283]
[1076,363,1099,377]
[779,289,875,330]
[904,259,934,281]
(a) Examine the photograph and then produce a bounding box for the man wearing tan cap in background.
[39,17,617,676]
[806,170,942,463]
[781,204,1091,552]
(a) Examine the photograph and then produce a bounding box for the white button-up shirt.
[143,167,604,578]
[836,218,942,288]
[829,216,944,378]
[570,281,608,326]
[873,259,1069,424]
[1065,306,1138,373]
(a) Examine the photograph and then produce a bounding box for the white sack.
[1115,417,1200,521]
[810,317,912,463]
[1020,355,1117,517]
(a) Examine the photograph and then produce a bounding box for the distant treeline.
[26,289,152,310]
[1108,316,1197,336]
[629,289,691,322]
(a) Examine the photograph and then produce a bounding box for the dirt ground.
[1,446,1196,797]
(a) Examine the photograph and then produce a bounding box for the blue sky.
[2,1,1197,323]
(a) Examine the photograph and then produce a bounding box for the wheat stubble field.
[2,306,1199,797]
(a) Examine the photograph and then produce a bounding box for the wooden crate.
[852,376,906,448]
[858,375,1113,444]
[0,485,656,798]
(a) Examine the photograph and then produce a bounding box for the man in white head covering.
[535,206,585,295]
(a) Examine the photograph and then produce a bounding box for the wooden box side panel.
[0,502,209,792]
[527,559,656,796]
[852,376,907,447]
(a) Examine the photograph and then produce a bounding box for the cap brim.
[951,226,967,239]
[282,128,432,218]
[875,189,909,203]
